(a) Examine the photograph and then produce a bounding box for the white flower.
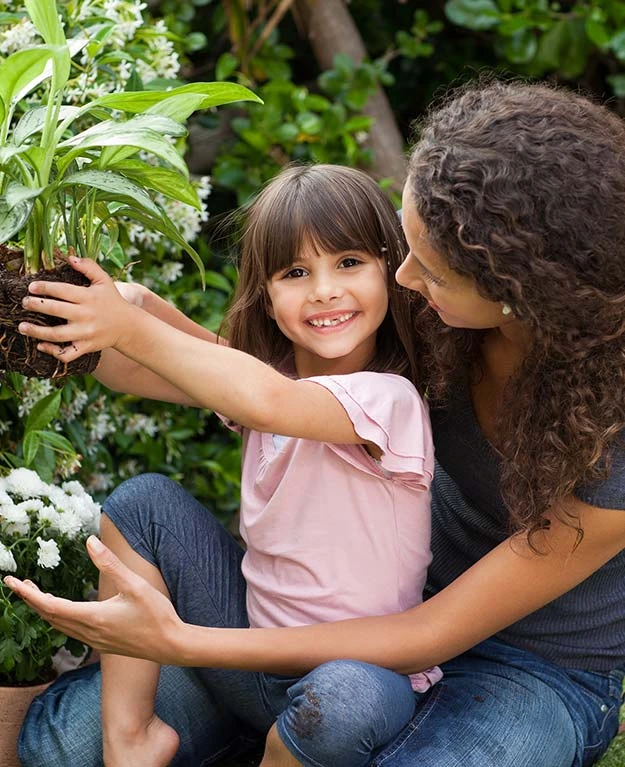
[0,542,17,572]
[0,502,30,536]
[18,378,53,417]
[0,18,38,55]
[36,537,61,569]
[159,261,184,285]
[5,468,49,498]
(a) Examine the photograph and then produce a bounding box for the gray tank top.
[426,380,625,671]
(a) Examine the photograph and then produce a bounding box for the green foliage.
[212,48,380,202]
[444,0,625,90]
[0,1,260,275]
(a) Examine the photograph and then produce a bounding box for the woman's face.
[396,185,516,330]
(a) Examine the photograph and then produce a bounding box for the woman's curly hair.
[407,80,625,541]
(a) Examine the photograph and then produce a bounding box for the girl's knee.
[277,661,415,765]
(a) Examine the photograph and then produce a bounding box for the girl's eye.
[339,257,362,268]
[283,267,307,279]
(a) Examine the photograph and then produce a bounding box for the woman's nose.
[395,255,424,293]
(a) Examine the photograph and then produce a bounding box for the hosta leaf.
[58,127,188,177]
[93,81,262,116]
[15,106,81,145]
[61,169,162,217]
[5,182,43,209]
[0,198,33,243]
[25,0,66,45]
[62,114,187,145]
[0,46,55,109]
[107,159,201,209]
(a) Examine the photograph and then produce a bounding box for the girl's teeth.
[309,313,354,327]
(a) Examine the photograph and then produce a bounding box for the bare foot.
[259,723,303,767]
[103,715,180,767]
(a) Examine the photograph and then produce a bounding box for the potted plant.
[0,0,260,379]
[0,466,101,765]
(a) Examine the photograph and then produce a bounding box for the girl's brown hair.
[222,164,422,383]
[407,80,625,540]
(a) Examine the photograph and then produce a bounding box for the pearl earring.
[501,303,512,316]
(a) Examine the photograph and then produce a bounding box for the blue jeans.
[19,474,415,767]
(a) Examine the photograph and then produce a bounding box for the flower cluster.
[0,469,101,684]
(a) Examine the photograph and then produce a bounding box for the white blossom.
[4,468,49,498]
[18,378,53,417]
[87,473,115,493]
[159,261,184,285]
[0,542,17,572]
[0,18,38,55]
[0,502,30,536]
[36,537,61,569]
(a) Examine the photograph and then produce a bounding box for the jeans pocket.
[578,671,622,767]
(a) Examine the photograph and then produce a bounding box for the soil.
[0,245,100,379]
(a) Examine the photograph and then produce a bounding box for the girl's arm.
[21,259,372,445]
[6,494,625,673]
[93,281,225,405]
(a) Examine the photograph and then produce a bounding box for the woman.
[8,80,625,767]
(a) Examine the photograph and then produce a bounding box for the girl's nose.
[309,275,343,303]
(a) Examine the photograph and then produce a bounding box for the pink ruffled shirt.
[223,371,442,692]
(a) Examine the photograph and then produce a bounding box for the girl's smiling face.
[396,185,514,330]
[266,239,388,378]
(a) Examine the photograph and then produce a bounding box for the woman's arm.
[7,495,625,673]
[21,259,371,445]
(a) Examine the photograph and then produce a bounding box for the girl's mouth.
[307,312,356,328]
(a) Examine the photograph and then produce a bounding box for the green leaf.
[106,159,202,209]
[22,431,41,466]
[204,271,233,293]
[14,106,81,146]
[585,19,610,48]
[0,46,55,109]
[445,0,501,31]
[502,28,538,64]
[607,73,625,97]
[5,182,43,209]
[58,123,189,177]
[25,0,66,45]
[112,206,205,284]
[92,82,262,115]
[61,170,162,218]
[37,430,75,455]
[24,389,61,433]
[0,198,33,243]
[216,52,239,81]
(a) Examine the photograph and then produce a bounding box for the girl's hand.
[114,280,147,308]
[19,257,137,363]
[3,536,184,665]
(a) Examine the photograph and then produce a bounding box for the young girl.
[13,164,439,767]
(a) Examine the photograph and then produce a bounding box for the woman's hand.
[3,536,185,665]
[19,257,138,363]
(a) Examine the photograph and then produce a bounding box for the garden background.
[1,1,624,763]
